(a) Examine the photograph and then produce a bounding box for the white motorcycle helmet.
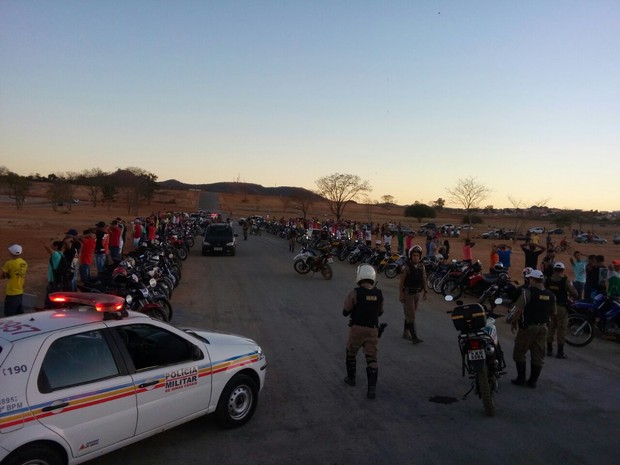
[356,264,376,286]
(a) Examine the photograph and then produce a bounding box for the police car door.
[27,326,138,459]
[109,322,212,435]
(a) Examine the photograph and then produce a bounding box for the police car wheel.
[4,443,64,465]
[216,373,258,428]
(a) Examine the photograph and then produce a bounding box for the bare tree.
[315,173,372,221]
[46,180,76,211]
[289,191,315,219]
[447,177,490,229]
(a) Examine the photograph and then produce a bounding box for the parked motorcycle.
[477,274,521,310]
[445,296,506,417]
[441,261,507,300]
[293,247,334,280]
[566,293,620,346]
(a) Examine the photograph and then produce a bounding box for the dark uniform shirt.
[403,262,424,293]
[344,286,384,327]
[523,287,556,326]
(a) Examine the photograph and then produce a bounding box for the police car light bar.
[49,292,126,313]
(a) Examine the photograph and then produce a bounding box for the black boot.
[402,320,412,340]
[366,367,378,399]
[527,365,542,388]
[556,344,567,359]
[409,322,423,344]
[344,355,356,386]
[511,362,527,386]
[546,342,553,356]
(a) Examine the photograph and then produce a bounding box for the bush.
[462,215,483,224]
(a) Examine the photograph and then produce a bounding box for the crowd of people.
[1,212,193,317]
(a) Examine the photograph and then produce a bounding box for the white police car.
[0,292,267,465]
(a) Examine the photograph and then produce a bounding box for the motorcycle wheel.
[566,314,594,347]
[442,279,463,299]
[176,246,189,261]
[186,237,195,248]
[320,264,333,280]
[432,277,444,294]
[426,272,436,291]
[145,306,168,322]
[338,249,348,261]
[477,365,495,417]
[294,259,311,274]
[157,298,173,322]
[348,254,360,265]
[384,264,398,279]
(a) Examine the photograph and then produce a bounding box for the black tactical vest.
[545,276,569,304]
[524,287,555,325]
[403,262,424,291]
[350,287,383,327]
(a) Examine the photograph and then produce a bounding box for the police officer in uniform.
[545,262,578,359]
[343,265,384,399]
[510,269,557,388]
[399,245,428,343]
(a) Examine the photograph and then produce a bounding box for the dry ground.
[1,189,618,308]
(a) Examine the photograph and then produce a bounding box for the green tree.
[315,173,371,221]
[404,202,436,222]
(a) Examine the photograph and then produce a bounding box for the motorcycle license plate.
[467,349,485,361]
[214,247,223,251]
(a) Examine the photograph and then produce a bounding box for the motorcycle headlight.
[125,294,133,305]
[149,278,157,288]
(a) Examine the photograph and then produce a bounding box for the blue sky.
[1,1,618,211]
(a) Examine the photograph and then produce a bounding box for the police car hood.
[183,328,259,348]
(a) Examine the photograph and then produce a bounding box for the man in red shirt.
[108,220,123,261]
[78,229,96,283]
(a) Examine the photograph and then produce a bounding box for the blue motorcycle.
[566,294,620,346]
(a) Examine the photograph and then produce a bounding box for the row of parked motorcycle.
[74,221,200,322]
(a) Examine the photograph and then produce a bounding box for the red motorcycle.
[441,261,507,300]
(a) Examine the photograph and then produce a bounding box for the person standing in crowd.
[78,229,96,284]
[489,244,499,273]
[607,260,620,299]
[596,255,608,296]
[108,220,123,261]
[342,264,384,399]
[364,227,372,247]
[399,245,428,344]
[442,239,450,261]
[242,219,249,240]
[146,217,157,242]
[510,269,557,389]
[288,227,297,253]
[545,262,578,359]
[584,254,599,300]
[497,244,513,273]
[44,240,67,306]
[521,242,546,269]
[540,249,557,278]
[116,218,126,255]
[462,238,475,263]
[63,229,81,291]
[1,244,28,317]
[133,219,143,248]
[569,251,587,299]
[94,221,109,274]
[396,226,405,255]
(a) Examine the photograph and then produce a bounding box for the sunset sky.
[1,1,618,211]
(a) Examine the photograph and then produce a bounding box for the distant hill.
[158,179,323,200]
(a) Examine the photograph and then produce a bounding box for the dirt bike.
[293,247,334,280]
[566,293,620,346]
[446,296,506,417]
